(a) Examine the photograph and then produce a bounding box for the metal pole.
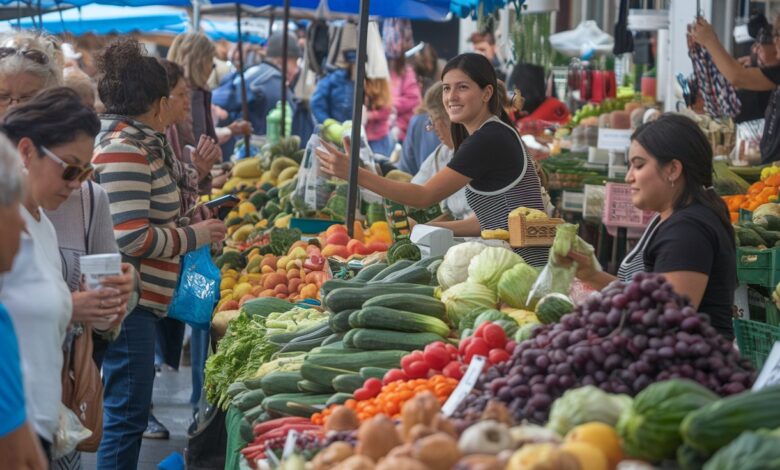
[192,0,201,32]
[346,0,370,237]
[235,3,251,154]
[280,0,291,138]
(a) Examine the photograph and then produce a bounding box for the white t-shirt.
[411,144,473,220]
[0,206,72,441]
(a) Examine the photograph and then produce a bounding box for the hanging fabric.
[688,44,741,118]
[613,0,634,55]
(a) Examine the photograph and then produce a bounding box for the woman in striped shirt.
[91,38,226,470]
[317,53,548,266]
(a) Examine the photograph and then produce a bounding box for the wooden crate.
[508,214,565,248]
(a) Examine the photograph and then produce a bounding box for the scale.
[410,225,454,258]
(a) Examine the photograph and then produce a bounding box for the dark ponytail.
[631,113,734,242]
[441,53,513,151]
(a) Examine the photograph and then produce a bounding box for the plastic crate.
[561,190,584,213]
[746,285,780,325]
[602,183,655,228]
[583,184,606,221]
[736,246,780,289]
[733,318,780,369]
[290,218,340,234]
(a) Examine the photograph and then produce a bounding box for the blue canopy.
[8,4,188,35]
[163,18,268,44]
[0,0,190,8]
[207,0,450,21]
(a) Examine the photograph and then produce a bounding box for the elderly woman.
[0,134,47,469]
[0,31,62,116]
[92,38,226,468]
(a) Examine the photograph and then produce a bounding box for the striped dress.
[463,117,549,267]
[92,115,210,315]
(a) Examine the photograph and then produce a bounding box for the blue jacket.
[311,68,354,123]
[399,113,441,176]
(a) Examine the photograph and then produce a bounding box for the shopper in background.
[0,134,47,470]
[364,77,394,158]
[63,66,98,110]
[384,18,421,143]
[93,38,226,469]
[311,47,355,123]
[399,106,441,177]
[469,31,505,82]
[0,31,62,117]
[411,42,443,96]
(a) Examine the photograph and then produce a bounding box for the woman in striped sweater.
[91,38,226,470]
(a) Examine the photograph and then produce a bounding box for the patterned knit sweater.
[92,115,210,315]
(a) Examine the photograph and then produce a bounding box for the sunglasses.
[0,47,49,65]
[41,146,93,182]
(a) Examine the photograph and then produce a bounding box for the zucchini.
[351,306,450,336]
[301,350,406,386]
[349,328,447,351]
[343,328,359,348]
[243,376,265,390]
[326,392,354,406]
[245,402,267,422]
[324,283,436,312]
[239,417,254,443]
[280,336,327,353]
[242,297,295,318]
[233,389,267,412]
[321,278,364,297]
[286,322,332,343]
[360,367,390,380]
[332,374,365,393]
[297,379,335,394]
[260,371,303,396]
[376,265,431,285]
[329,309,357,333]
[261,393,331,418]
[412,255,443,269]
[226,381,249,399]
[354,263,388,281]
[369,260,414,281]
[348,310,362,329]
[362,294,446,320]
[322,332,345,345]
[681,384,780,454]
[269,321,329,345]
[300,362,356,387]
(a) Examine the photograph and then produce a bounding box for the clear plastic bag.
[168,245,221,330]
[527,231,601,306]
[53,403,92,460]
[294,130,333,212]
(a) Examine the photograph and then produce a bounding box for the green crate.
[738,208,753,224]
[736,247,780,289]
[746,286,780,325]
[734,318,780,369]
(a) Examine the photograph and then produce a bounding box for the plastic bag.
[527,233,600,305]
[294,130,333,212]
[53,403,92,460]
[549,20,615,57]
[168,245,221,330]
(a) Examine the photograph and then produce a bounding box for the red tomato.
[474,322,490,338]
[444,343,459,359]
[423,347,450,371]
[488,348,511,365]
[482,323,507,349]
[405,360,429,379]
[505,340,518,354]
[363,378,383,396]
[383,368,407,385]
[326,232,350,246]
[442,361,464,380]
[365,241,389,253]
[458,337,473,356]
[400,350,424,370]
[347,239,371,255]
[353,387,372,401]
[465,337,490,363]
[424,341,447,354]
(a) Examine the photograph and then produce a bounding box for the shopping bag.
[169,245,221,330]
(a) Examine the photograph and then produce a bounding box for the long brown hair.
[364,78,391,110]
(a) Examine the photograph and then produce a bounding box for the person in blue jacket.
[311,56,355,123]
[212,32,314,156]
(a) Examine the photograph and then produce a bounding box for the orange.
[565,422,622,470]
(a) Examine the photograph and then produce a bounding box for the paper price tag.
[442,355,486,417]
[282,429,299,459]
[597,128,632,152]
[752,341,780,391]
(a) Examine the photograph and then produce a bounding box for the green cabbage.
[440,281,497,325]
[437,242,488,290]
[704,430,780,470]
[497,263,539,309]
[546,385,632,437]
[467,246,524,291]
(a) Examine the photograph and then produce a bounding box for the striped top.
[463,117,549,267]
[92,115,211,315]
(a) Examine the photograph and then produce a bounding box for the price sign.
[597,128,632,152]
[441,355,486,417]
[752,342,780,391]
[282,429,299,459]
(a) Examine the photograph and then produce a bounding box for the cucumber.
[349,328,447,351]
[260,371,303,396]
[243,376,265,390]
[239,417,254,442]
[412,255,444,269]
[326,392,354,406]
[261,393,331,418]
[332,374,365,393]
[297,379,336,394]
[369,260,415,282]
[351,306,451,337]
[286,322,332,343]
[377,265,431,285]
[245,402,267,422]
[321,332,345,346]
[354,263,388,281]
[226,381,249,399]
[280,336,327,353]
[301,350,406,386]
[329,309,356,333]
[321,278,364,297]
[324,283,436,312]
[233,389,267,412]
[269,322,330,345]
[343,328,359,348]
[360,367,390,380]
[362,294,446,320]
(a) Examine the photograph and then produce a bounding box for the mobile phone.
[204,194,240,209]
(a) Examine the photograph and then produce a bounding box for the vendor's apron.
[464,116,549,267]
[616,215,661,282]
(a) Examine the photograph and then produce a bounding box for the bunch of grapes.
[455,273,755,424]
[265,431,325,461]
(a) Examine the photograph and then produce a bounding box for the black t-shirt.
[447,121,526,192]
[759,66,780,163]
[644,203,737,339]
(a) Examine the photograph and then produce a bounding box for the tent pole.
[192,0,200,32]
[345,0,370,237]
[235,3,251,154]
[280,0,291,138]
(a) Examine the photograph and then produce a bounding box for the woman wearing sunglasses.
[0,31,62,116]
[0,86,101,462]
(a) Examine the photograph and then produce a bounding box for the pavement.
[82,366,194,470]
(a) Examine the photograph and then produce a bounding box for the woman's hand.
[689,17,718,49]
[71,288,125,324]
[192,135,222,180]
[192,218,227,243]
[562,249,600,284]
[315,138,353,180]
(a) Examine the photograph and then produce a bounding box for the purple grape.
[531,383,548,395]
[658,347,675,359]
[674,341,690,356]
[604,354,623,371]
[612,293,628,309]
[722,382,746,394]
[642,311,659,326]
[528,394,552,409]
[535,355,551,369]
[498,386,513,402]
